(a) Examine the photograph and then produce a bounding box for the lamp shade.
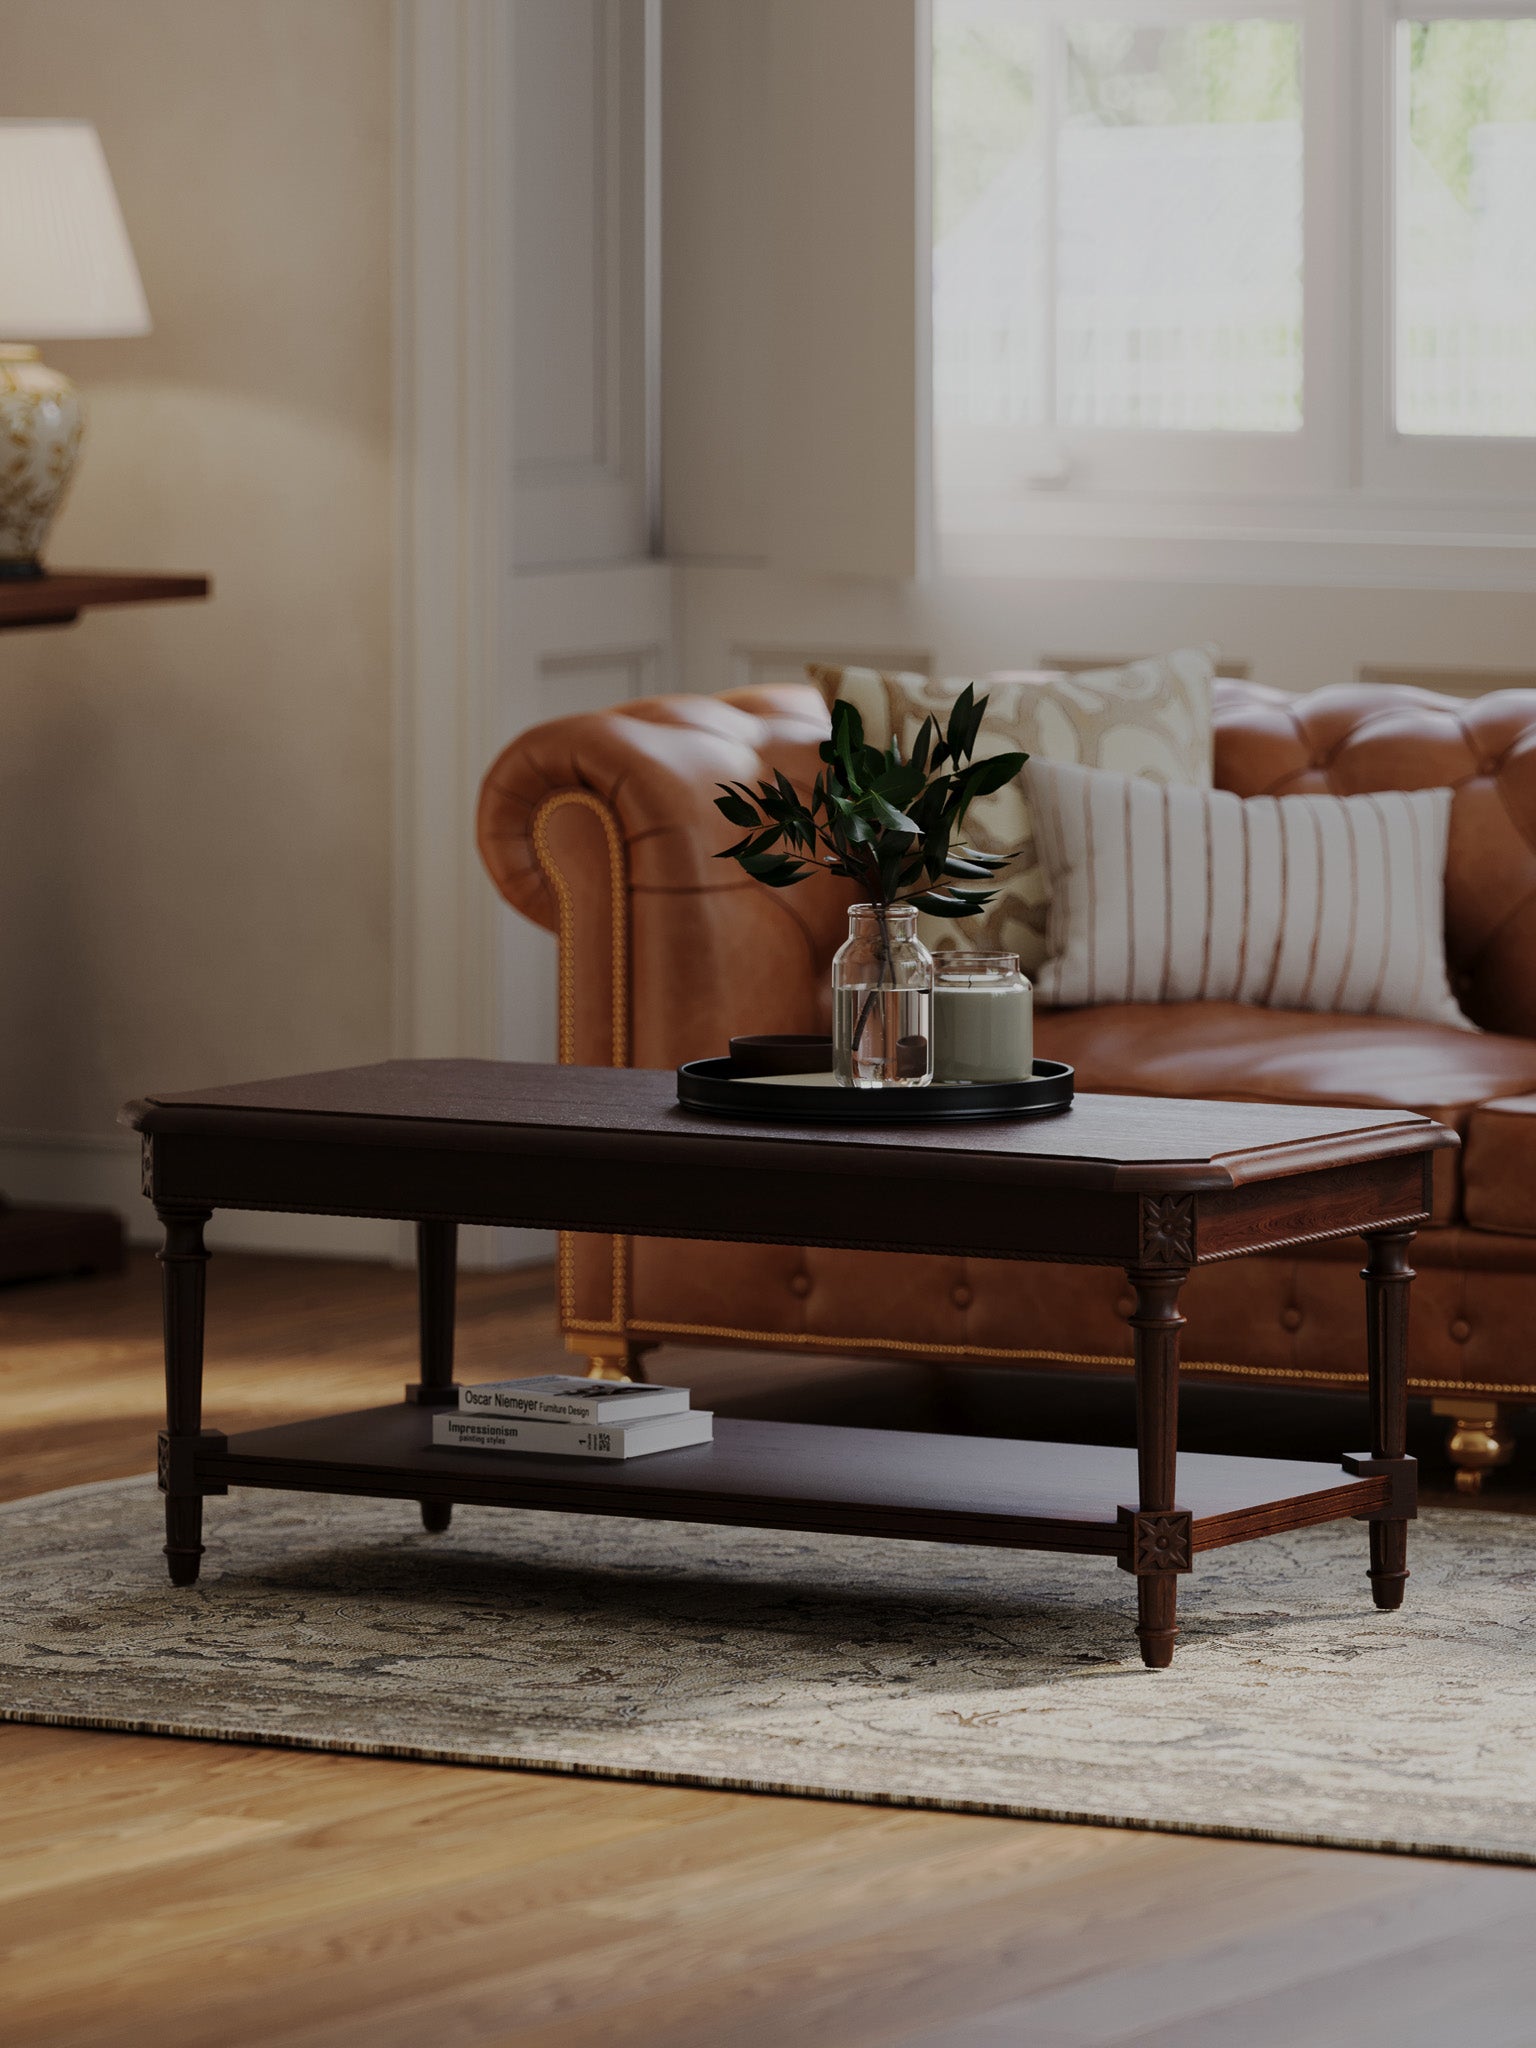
[0,120,150,339]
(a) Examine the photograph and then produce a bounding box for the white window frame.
[934,0,1536,566]
[936,0,1336,500]
[1363,0,1536,499]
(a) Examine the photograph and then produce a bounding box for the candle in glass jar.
[932,953,1033,1083]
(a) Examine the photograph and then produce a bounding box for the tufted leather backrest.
[1214,678,1536,1040]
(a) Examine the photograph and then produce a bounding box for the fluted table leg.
[158,1205,213,1586]
[1363,1229,1416,1610]
[1120,1267,1193,1669]
[410,1219,458,1533]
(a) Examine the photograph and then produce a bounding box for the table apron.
[142,1133,1434,1266]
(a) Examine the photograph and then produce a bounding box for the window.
[1396,17,1536,436]
[933,0,1536,535]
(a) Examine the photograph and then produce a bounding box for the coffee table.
[124,1061,1456,1669]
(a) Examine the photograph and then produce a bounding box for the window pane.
[933,0,1044,431]
[1397,19,1536,438]
[1059,22,1302,431]
[933,9,1304,440]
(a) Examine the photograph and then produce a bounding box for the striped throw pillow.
[1028,757,1475,1028]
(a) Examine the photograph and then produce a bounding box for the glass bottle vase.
[832,904,934,1088]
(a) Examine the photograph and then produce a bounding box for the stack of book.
[431,1375,712,1460]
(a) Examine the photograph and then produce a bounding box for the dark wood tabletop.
[127,1058,1455,1270]
[130,1058,1451,1186]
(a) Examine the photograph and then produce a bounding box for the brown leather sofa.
[478,675,1536,1491]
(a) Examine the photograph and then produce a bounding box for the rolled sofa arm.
[477,683,849,1069]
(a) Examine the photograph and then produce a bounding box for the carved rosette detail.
[1125,1508,1194,1575]
[1140,1194,1194,1267]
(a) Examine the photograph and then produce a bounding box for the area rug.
[4,1477,1536,1865]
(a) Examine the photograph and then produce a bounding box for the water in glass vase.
[833,985,933,1088]
[832,904,934,1088]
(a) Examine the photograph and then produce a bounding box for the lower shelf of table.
[192,1407,1393,1562]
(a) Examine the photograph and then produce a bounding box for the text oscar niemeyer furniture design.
[478,676,1536,1490]
[127,1061,1452,1667]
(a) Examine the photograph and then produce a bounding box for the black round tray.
[675,1057,1074,1124]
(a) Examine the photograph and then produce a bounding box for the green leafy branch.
[713,686,1027,917]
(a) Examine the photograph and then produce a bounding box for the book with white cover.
[457,1375,691,1425]
[432,1409,713,1460]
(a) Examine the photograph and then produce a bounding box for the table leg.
[1363,1228,1416,1610]
[410,1220,458,1532]
[157,1206,213,1586]
[1121,1267,1193,1670]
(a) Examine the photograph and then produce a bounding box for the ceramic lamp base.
[0,344,83,577]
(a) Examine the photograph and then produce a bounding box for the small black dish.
[676,1057,1074,1124]
[727,1034,835,1077]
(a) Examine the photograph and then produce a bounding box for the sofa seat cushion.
[1034,1002,1536,1224]
[1464,1094,1536,1237]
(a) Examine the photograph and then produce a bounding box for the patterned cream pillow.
[809,650,1215,976]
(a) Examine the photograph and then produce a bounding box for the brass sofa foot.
[1431,1399,1517,1495]
[564,1333,651,1383]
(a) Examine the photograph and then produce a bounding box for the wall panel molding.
[540,643,663,718]
[395,0,530,1267]
[510,0,651,566]
[512,0,623,484]
[395,0,512,1071]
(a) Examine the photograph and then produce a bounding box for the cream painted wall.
[1,0,393,1251]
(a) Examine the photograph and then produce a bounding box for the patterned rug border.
[3,1697,1533,1868]
[0,1471,154,1511]
[4,1477,1534,1868]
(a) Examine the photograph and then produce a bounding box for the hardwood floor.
[2,1252,1532,2047]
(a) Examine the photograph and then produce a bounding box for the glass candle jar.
[932,953,1034,1083]
[832,904,934,1088]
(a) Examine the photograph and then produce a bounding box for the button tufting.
[1116,1294,1135,1318]
[951,1283,973,1310]
[1450,1316,1471,1343]
[1281,1306,1303,1332]
[789,1271,811,1299]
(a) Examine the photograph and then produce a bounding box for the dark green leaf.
[943,684,980,763]
[740,854,811,887]
[714,826,782,862]
[961,750,1027,797]
[863,792,922,835]
[714,789,761,828]
[909,888,997,918]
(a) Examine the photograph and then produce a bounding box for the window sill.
[938,493,1536,592]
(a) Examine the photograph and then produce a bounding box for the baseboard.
[0,1132,554,1269]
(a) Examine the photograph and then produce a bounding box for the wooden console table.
[125,1061,1456,1669]
[4,568,210,1282]
[0,570,209,632]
